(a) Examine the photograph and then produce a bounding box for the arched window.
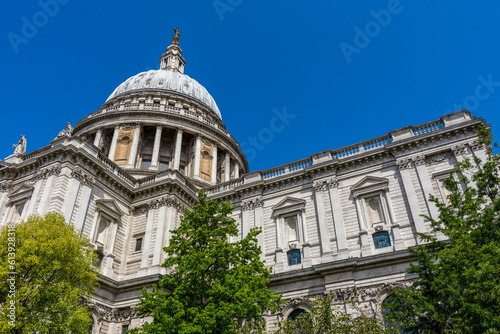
[382,296,408,333]
[373,231,391,249]
[288,308,306,321]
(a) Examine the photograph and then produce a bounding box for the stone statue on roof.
[13,135,26,155]
[56,122,73,138]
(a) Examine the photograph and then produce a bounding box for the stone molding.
[0,181,13,193]
[426,151,453,165]
[36,165,62,181]
[71,167,96,187]
[131,196,184,215]
[413,155,426,166]
[451,144,467,156]
[330,280,416,303]
[85,301,137,322]
[469,139,487,152]
[241,196,264,211]
[396,158,412,170]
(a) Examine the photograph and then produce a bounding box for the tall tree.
[0,212,98,333]
[131,191,281,334]
[385,128,500,333]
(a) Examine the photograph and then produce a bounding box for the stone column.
[193,135,201,178]
[108,124,120,161]
[470,140,488,164]
[149,124,163,171]
[397,159,427,240]
[173,128,183,170]
[234,163,240,179]
[140,204,155,273]
[326,179,350,259]
[126,123,142,169]
[313,180,333,260]
[413,155,440,220]
[225,153,231,182]
[241,201,251,239]
[74,177,95,232]
[274,214,284,273]
[152,203,168,268]
[36,166,61,216]
[254,198,265,261]
[63,170,83,223]
[211,145,218,183]
[93,128,103,147]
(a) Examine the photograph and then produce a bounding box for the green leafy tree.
[385,127,500,333]
[0,212,99,333]
[131,191,281,334]
[276,294,398,334]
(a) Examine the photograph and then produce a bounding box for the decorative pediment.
[350,176,389,197]
[7,183,34,205]
[272,197,306,216]
[95,199,124,221]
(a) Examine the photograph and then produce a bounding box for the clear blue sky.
[2,1,500,172]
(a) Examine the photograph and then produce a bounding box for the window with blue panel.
[287,249,301,266]
[373,231,391,249]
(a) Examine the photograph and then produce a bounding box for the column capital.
[413,155,427,167]
[176,127,184,133]
[396,158,413,170]
[155,123,163,129]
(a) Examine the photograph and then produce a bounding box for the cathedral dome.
[106,70,222,120]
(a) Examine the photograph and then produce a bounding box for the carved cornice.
[327,178,339,189]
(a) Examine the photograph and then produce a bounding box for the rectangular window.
[95,252,104,267]
[373,232,391,249]
[121,324,129,334]
[135,238,143,252]
[287,249,301,266]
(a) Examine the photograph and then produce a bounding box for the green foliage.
[131,191,281,334]
[385,126,500,333]
[276,294,398,334]
[0,212,99,333]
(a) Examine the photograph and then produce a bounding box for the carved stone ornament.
[451,144,467,156]
[0,181,14,193]
[469,140,486,152]
[330,280,416,303]
[146,196,184,212]
[426,151,453,165]
[242,197,264,211]
[413,155,426,166]
[374,224,384,232]
[396,158,412,170]
[36,165,62,181]
[313,180,327,192]
[327,178,339,189]
[55,122,73,139]
[83,300,137,322]
[71,167,95,187]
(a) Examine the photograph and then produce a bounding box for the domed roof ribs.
[160,28,186,74]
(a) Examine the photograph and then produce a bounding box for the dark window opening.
[287,249,301,266]
[121,324,129,334]
[288,308,306,321]
[373,231,391,249]
[135,238,143,252]
[95,252,104,267]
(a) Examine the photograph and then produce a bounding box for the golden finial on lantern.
[173,27,180,45]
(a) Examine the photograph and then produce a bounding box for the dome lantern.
[160,28,186,74]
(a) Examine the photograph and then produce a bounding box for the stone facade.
[0,36,490,333]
